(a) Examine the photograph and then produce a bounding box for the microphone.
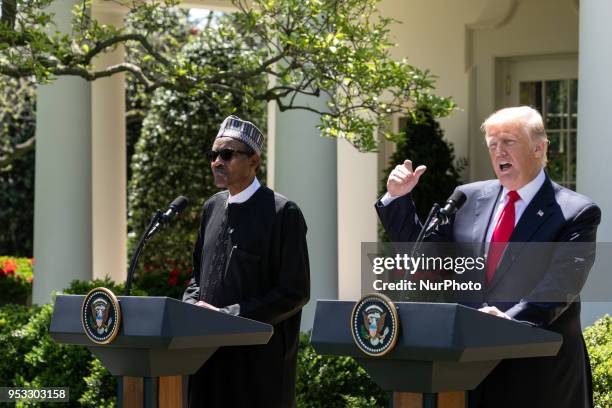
[146,196,189,240]
[125,196,189,295]
[406,190,467,284]
[425,190,467,234]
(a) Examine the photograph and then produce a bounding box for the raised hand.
[386,159,427,197]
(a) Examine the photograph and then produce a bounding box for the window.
[519,79,578,189]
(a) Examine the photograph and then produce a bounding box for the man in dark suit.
[376,106,600,408]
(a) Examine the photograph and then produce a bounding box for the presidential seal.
[351,293,399,357]
[81,287,121,345]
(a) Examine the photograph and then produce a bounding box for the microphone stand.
[411,203,440,258]
[403,203,440,283]
[124,210,163,296]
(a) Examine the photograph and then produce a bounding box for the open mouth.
[499,163,512,172]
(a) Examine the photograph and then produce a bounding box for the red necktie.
[486,190,520,282]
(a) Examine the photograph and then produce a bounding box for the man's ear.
[534,139,545,157]
[250,154,260,170]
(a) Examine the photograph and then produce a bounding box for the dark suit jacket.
[376,175,601,408]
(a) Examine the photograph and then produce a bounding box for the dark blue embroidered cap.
[216,115,265,155]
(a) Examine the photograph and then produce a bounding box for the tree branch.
[0,136,36,168]
[0,0,17,31]
[83,33,171,66]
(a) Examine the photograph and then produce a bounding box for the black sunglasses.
[206,148,251,162]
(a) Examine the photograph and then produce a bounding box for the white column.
[577,0,612,326]
[91,7,127,282]
[271,96,338,330]
[33,0,92,304]
[337,139,378,300]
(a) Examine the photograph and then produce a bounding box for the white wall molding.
[465,0,519,71]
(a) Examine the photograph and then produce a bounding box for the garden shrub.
[0,256,34,305]
[0,303,39,385]
[381,107,465,221]
[584,314,612,408]
[63,277,133,297]
[78,358,117,407]
[63,275,187,299]
[0,77,36,258]
[2,300,611,406]
[0,304,92,406]
[8,303,93,406]
[0,282,120,406]
[296,333,388,407]
[130,266,190,299]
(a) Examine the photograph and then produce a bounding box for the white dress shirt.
[227,178,261,204]
[484,168,546,242]
[380,191,398,206]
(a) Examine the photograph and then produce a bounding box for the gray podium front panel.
[311,300,562,392]
[50,295,273,377]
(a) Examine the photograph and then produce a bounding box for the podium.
[50,295,273,407]
[311,300,562,408]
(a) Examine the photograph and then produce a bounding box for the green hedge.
[0,280,387,407]
[0,257,187,307]
[584,314,612,408]
[2,283,610,406]
[296,333,388,407]
[0,256,34,305]
[0,281,122,406]
[381,107,464,222]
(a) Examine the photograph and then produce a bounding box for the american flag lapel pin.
[537,210,544,217]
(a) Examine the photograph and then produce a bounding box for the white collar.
[500,168,546,204]
[227,178,261,204]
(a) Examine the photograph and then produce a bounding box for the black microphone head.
[448,190,467,209]
[169,196,189,212]
[438,190,466,217]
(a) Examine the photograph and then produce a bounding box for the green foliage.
[0,298,116,406]
[382,108,465,221]
[0,152,35,255]
[0,256,34,305]
[132,265,190,299]
[583,314,612,408]
[0,303,39,384]
[78,358,117,407]
[0,77,35,255]
[1,0,454,155]
[63,277,148,297]
[63,274,185,299]
[10,303,94,405]
[128,14,267,284]
[1,306,610,406]
[62,277,125,296]
[124,7,197,182]
[296,333,388,407]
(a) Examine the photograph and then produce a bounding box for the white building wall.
[577,0,612,326]
[469,0,579,180]
[378,0,485,166]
